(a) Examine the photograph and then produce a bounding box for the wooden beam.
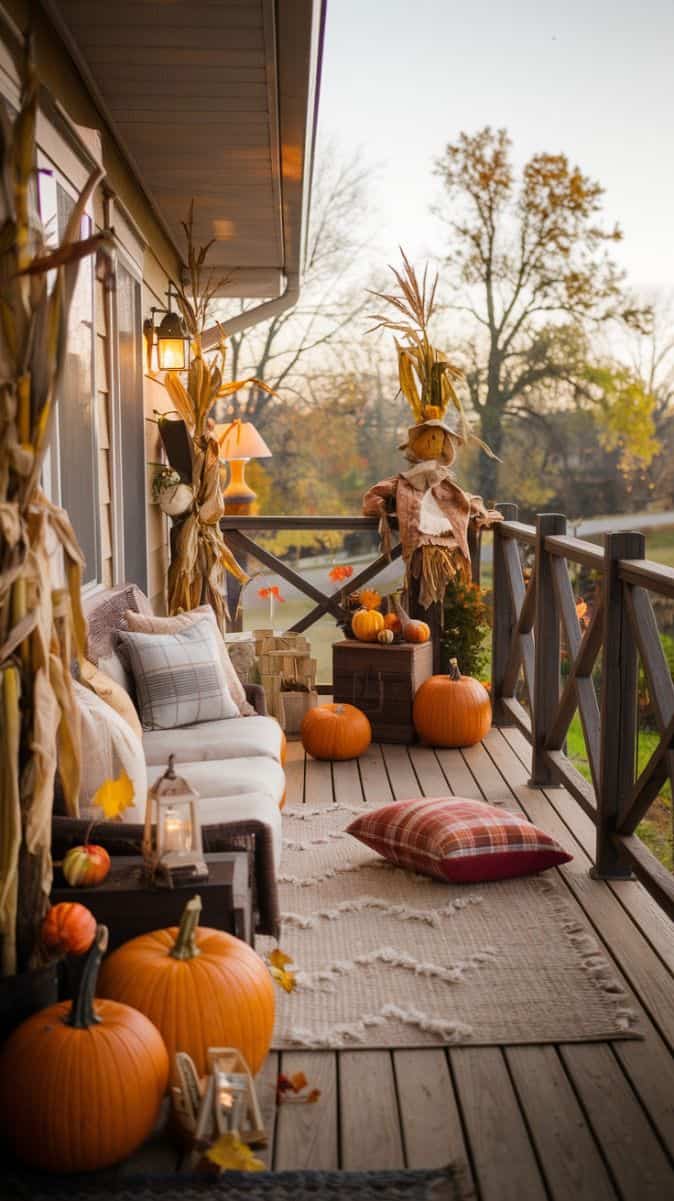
[289,544,403,635]
[491,503,519,724]
[531,514,566,785]
[611,833,674,920]
[595,531,645,879]
[549,556,601,791]
[544,534,604,570]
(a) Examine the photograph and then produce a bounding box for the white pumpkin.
[157,482,193,517]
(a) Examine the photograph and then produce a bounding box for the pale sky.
[317,0,674,294]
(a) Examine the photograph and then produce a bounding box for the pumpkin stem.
[66,924,108,1030]
[170,895,202,960]
[448,658,462,681]
[334,704,345,715]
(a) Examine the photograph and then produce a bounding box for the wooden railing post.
[530,513,566,785]
[593,531,644,879]
[491,503,518,726]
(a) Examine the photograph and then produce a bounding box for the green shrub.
[440,577,490,679]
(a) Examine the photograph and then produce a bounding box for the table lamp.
[216,419,272,511]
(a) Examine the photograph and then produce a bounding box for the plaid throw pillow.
[115,618,239,731]
[347,797,572,883]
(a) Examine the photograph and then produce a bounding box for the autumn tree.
[214,147,374,431]
[434,127,647,498]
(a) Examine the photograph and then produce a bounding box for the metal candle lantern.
[145,755,208,880]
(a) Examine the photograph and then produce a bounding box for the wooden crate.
[333,639,433,743]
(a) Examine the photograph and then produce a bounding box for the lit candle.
[163,807,192,853]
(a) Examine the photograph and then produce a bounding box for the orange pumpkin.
[0,927,168,1173]
[383,612,402,634]
[42,902,96,956]
[97,896,274,1077]
[62,843,111,887]
[301,702,371,760]
[404,619,431,643]
[351,607,384,642]
[413,658,491,747]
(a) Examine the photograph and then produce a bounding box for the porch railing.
[492,505,674,919]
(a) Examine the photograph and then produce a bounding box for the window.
[116,260,148,591]
[39,168,99,588]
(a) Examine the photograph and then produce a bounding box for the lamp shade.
[216,420,272,461]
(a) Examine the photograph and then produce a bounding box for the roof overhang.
[43,0,326,300]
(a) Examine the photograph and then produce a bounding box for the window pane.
[55,184,99,585]
[117,265,147,590]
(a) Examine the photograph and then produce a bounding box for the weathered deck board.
[449,1047,548,1201]
[274,1051,339,1170]
[332,756,364,807]
[357,742,394,805]
[393,1048,474,1181]
[558,1042,674,1201]
[339,1051,405,1170]
[505,1045,618,1201]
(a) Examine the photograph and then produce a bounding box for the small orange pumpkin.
[0,926,168,1173]
[404,619,431,643]
[413,658,491,747]
[377,628,395,644]
[301,702,371,760]
[42,902,97,957]
[351,607,385,642]
[383,612,402,634]
[62,844,111,887]
[97,896,274,1077]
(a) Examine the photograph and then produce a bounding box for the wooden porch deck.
[250,732,674,1200]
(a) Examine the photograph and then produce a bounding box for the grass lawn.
[566,716,672,872]
[646,528,674,568]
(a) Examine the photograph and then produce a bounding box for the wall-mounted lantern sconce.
[143,281,190,372]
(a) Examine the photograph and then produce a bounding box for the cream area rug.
[259,799,641,1050]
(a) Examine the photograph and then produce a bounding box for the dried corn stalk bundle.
[159,206,276,629]
[0,44,111,975]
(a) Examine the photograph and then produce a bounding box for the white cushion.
[73,681,147,819]
[196,791,282,870]
[144,754,285,808]
[143,715,284,766]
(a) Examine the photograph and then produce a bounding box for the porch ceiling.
[43,0,325,298]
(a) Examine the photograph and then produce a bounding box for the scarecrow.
[363,251,502,609]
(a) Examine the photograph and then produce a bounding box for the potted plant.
[0,42,111,1034]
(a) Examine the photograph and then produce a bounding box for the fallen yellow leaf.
[269,964,296,993]
[269,947,293,970]
[92,770,135,821]
[205,1133,265,1173]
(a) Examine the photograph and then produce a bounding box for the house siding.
[1,0,178,611]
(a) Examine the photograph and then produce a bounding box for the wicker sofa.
[51,586,283,936]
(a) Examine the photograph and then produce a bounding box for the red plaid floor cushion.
[347,797,572,882]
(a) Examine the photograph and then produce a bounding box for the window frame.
[37,149,101,596]
[109,239,149,591]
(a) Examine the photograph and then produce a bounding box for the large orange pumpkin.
[301,702,371,760]
[383,612,402,634]
[413,658,491,747]
[351,607,384,642]
[0,926,168,1173]
[97,896,274,1077]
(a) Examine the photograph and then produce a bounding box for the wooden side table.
[51,852,254,950]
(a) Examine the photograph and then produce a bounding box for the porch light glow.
[157,309,188,371]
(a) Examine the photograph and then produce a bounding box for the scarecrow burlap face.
[402,418,462,465]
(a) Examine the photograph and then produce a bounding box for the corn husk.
[157,205,276,627]
[0,41,112,973]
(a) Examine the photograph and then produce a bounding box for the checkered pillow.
[114,617,240,731]
[347,797,572,882]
